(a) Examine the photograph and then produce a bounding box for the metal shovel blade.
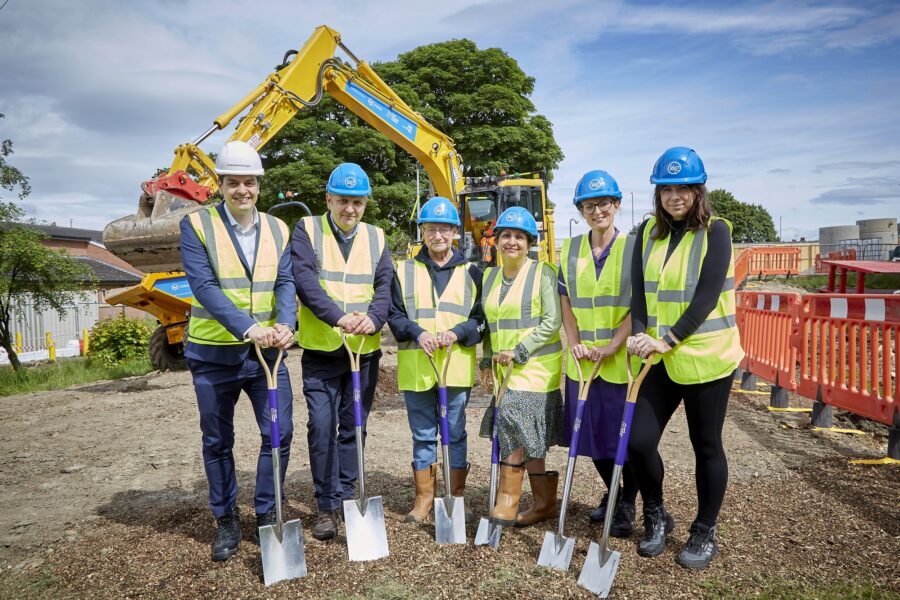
[434,496,466,544]
[537,531,576,571]
[474,517,502,549]
[577,541,621,598]
[259,519,307,586]
[343,496,389,562]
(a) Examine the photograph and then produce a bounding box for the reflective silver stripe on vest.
[496,317,541,329]
[342,301,371,313]
[249,280,277,293]
[484,268,500,295]
[520,261,539,321]
[252,310,276,322]
[577,328,617,342]
[403,260,417,320]
[310,216,324,272]
[219,276,251,290]
[439,302,470,317]
[658,313,736,338]
[644,281,659,293]
[366,224,381,272]
[319,271,375,284]
[197,209,222,276]
[530,340,563,358]
[658,277,735,303]
[648,315,657,328]
[265,214,285,255]
[191,305,251,321]
[641,223,656,271]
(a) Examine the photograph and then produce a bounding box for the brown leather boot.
[450,463,475,523]
[489,462,525,526]
[515,471,560,527]
[404,463,436,523]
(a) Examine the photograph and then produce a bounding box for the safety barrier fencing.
[735,290,899,461]
[735,247,801,288]
[815,249,856,273]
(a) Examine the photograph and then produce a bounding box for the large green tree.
[0,115,94,370]
[257,39,564,249]
[708,189,777,243]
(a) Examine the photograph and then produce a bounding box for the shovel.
[341,333,389,562]
[538,351,603,571]
[254,344,307,586]
[474,362,513,549]
[427,346,467,544]
[578,358,653,597]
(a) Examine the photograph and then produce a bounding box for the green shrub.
[87,315,152,366]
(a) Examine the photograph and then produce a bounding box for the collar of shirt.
[327,212,359,241]
[223,203,259,233]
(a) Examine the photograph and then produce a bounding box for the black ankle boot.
[677,523,718,569]
[588,492,610,522]
[637,504,674,557]
[211,506,241,561]
[610,499,636,538]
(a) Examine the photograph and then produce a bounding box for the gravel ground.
[0,346,897,599]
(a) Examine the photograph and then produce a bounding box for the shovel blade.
[434,496,466,544]
[474,517,502,549]
[343,496,389,562]
[259,519,307,586]
[537,531,576,571]
[577,542,621,598]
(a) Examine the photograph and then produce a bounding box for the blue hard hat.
[326,163,372,196]
[417,196,460,226]
[494,206,538,238]
[650,147,707,185]
[573,170,622,204]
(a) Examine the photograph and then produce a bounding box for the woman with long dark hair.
[626,147,743,569]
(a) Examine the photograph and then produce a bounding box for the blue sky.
[1,0,898,242]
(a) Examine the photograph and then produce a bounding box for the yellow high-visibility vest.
[560,231,638,384]
[297,214,386,353]
[641,216,744,384]
[187,205,288,345]
[483,259,562,393]
[396,259,476,391]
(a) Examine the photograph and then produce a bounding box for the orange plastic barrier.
[747,247,800,277]
[795,294,899,426]
[815,249,856,273]
[734,248,751,288]
[736,291,801,391]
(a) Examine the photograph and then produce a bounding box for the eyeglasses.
[580,199,618,213]
[422,225,454,237]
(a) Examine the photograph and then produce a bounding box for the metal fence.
[10,293,100,351]
[820,239,900,262]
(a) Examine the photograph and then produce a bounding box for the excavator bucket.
[103,175,208,273]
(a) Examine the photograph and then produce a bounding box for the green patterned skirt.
[479,389,563,462]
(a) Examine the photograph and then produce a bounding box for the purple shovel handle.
[268,388,280,450]
[352,370,363,427]
[438,385,450,447]
[614,401,636,466]
[568,398,587,458]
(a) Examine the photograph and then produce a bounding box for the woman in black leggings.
[626,147,744,570]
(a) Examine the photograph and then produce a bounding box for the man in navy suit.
[179,141,297,562]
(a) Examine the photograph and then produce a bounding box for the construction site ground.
[1,338,898,599]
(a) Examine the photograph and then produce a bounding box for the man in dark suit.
[179,141,296,562]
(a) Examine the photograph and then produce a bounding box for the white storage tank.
[819,225,859,254]
[856,218,898,260]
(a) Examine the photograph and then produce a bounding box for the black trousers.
[626,362,734,527]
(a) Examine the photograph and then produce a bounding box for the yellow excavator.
[102,25,555,371]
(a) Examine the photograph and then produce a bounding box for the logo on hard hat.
[344,175,357,188]
[588,178,602,190]
[434,203,446,216]
[506,212,519,222]
[667,161,682,175]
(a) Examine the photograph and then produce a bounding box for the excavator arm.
[103,25,463,273]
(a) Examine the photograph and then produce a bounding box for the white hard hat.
[214,141,264,176]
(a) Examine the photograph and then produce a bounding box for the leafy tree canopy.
[708,188,777,243]
[257,39,564,249]
[1,114,95,370]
